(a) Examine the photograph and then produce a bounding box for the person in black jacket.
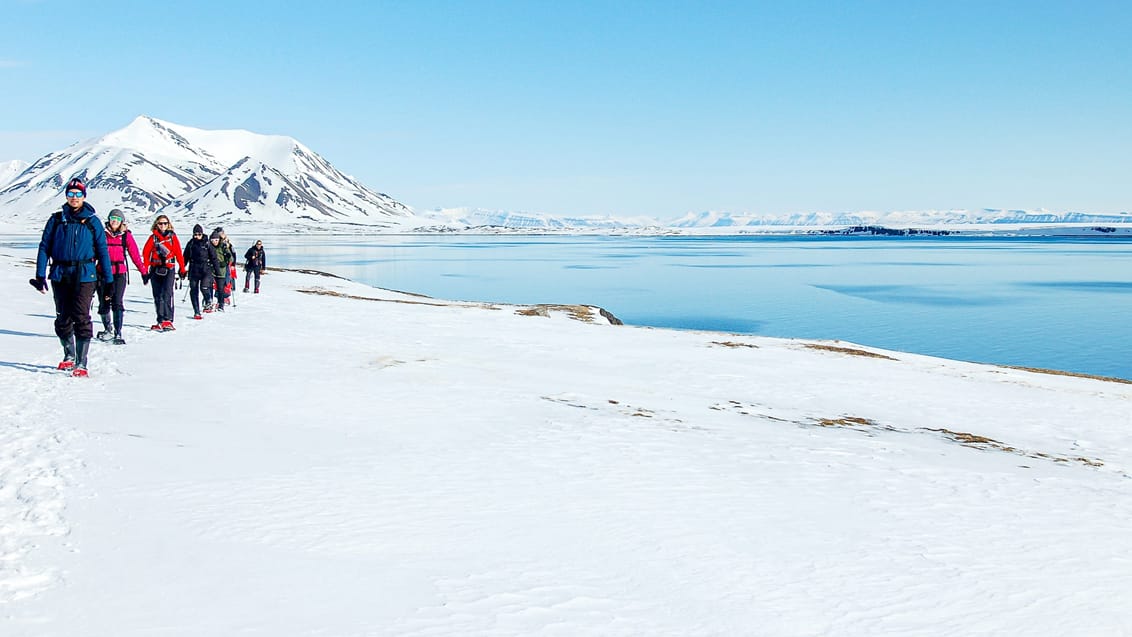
[33,178,113,376]
[181,224,221,319]
[243,240,266,293]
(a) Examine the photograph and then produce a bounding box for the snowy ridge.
[0,159,29,188]
[0,116,412,231]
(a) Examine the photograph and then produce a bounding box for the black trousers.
[214,274,230,309]
[244,267,261,291]
[97,273,128,315]
[52,278,97,340]
[97,273,129,335]
[188,273,214,314]
[150,271,176,323]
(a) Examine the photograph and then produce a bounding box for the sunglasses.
[65,191,84,198]
[156,221,169,226]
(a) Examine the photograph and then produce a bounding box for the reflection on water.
[236,234,1132,379]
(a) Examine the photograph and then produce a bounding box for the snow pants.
[244,267,261,292]
[97,273,129,335]
[52,278,97,340]
[188,273,214,315]
[150,270,176,323]
[214,274,230,309]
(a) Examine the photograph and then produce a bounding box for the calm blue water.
[258,234,1132,380]
[9,233,1125,379]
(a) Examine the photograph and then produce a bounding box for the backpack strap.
[51,210,100,268]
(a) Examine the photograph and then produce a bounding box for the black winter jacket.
[182,236,222,278]
[244,246,266,271]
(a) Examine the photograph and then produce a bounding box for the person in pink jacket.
[96,209,148,344]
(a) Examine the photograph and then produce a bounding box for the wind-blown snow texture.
[1,243,1130,636]
[0,116,411,231]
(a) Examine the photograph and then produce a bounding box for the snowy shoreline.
[2,248,1131,635]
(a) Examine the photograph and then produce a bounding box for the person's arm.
[172,235,187,277]
[35,215,56,280]
[207,244,222,276]
[92,222,114,283]
[140,234,155,284]
[126,231,148,275]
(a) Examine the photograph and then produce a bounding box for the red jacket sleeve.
[142,234,155,267]
[172,235,186,275]
[126,231,148,276]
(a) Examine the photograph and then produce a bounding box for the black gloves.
[101,281,114,301]
[29,277,47,292]
[141,273,150,285]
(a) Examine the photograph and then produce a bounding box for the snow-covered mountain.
[0,159,29,189]
[0,116,411,230]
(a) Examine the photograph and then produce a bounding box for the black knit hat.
[65,178,87,196]
[193,224,204,235]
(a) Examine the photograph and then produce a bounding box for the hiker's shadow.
[0,360,59,373]
[0,329,53,338]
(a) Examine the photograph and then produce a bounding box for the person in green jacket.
[209,229,234,311]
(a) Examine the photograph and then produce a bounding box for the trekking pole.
[181,278,189,303]
[229,264,237,308]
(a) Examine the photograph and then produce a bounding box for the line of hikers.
[32,178,268,377]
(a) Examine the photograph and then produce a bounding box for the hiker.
[243,240,266,293]
[209,229,234,311]
[96,209,148,344]
[141,215,186,331]
[182,223,221,319]
[217,227,239,297]
[32,178,113,376]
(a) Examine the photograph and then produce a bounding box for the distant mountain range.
[413,206,1132,232]
[664,209,1132,228]
[2,118,1129,233]
[0,116,411,231]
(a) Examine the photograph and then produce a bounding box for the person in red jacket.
[141,215,186,332]
[96,209,148,344]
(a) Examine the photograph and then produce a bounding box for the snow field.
[1,246,1131,636]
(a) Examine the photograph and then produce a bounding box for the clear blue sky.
[2,0,1129,217]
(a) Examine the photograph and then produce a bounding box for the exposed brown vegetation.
[817,416,877,428]
[712,341,758,349]
[300,288,620,326]
[268,266,346,279]
[514,304,622,325]
[297,288,460,308]
[515,304,597,322]
[1000,365,1132,385]
[803,344,898,360]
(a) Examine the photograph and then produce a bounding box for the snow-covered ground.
[1,245,1130,636]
